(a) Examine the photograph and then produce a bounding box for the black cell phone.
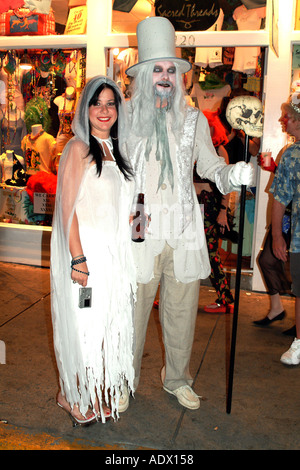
[79,287,92,308]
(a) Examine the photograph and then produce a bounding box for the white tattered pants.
[133,243,200,391]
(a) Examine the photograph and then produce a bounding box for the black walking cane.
[225,94,263,414]
[226,134,250,414]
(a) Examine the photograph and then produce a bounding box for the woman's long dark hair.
[88,83,133,180]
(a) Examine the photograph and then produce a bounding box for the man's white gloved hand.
[230,161,255,187]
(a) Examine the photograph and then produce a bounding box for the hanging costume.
[50,76,136,422]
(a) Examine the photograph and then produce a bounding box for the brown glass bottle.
[132,193,146,242]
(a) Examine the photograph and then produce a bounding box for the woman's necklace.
[1,106,18,147]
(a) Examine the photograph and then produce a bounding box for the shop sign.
[64,5,87,35]
[33,192,55,215]
[155,0,220,31]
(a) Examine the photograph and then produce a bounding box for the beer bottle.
[132,193,146,242]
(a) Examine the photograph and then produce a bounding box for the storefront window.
[0,48,86,226]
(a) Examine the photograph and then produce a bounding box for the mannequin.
[54,86,76,113]
[54,86,76,157]
[0,68,25,112]
[21,124,56,175]
[31,123,43,138]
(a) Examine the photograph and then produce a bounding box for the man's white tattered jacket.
[126,105,239,284]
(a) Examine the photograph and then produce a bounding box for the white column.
[85,0,111,78]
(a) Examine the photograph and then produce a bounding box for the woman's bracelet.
[71,266,90,276]
[72,254,84,260]
[71,256,86,267]
[220,204,227,210]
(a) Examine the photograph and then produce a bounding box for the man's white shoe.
[163,384,200,410]
[118,387,129,413]
[280,338,300,366]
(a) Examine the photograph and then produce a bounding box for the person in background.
[253,149,293,332]
[269,98,300,365]
[50,75,136,425]
[124,17,254,411]
[194,109,235,314]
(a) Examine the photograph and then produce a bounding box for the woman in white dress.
[50,75,136,426]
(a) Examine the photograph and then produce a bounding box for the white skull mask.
[226,96,263,137]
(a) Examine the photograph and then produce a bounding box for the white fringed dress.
[50,137,136,422]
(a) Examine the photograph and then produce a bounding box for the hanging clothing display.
[232,5,266,75]
[194,9,224,69]
[190,74,231,112]
[64,50,86,101]
[0,48,86,226]
[115,48,138,92]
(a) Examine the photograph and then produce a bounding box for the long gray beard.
[145,106,174,192]
[154,82,174,110]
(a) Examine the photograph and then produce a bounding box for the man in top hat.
[123,16,254,411]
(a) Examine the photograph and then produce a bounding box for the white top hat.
[126,16,191,77]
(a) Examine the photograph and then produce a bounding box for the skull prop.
[226,96,263,137]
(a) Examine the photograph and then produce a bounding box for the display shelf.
[97,30,270,49]
[0,223,51,267]
[0,34,87,50]
[175,30,270,48]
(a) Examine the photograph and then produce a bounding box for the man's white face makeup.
[153,61,176,107]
